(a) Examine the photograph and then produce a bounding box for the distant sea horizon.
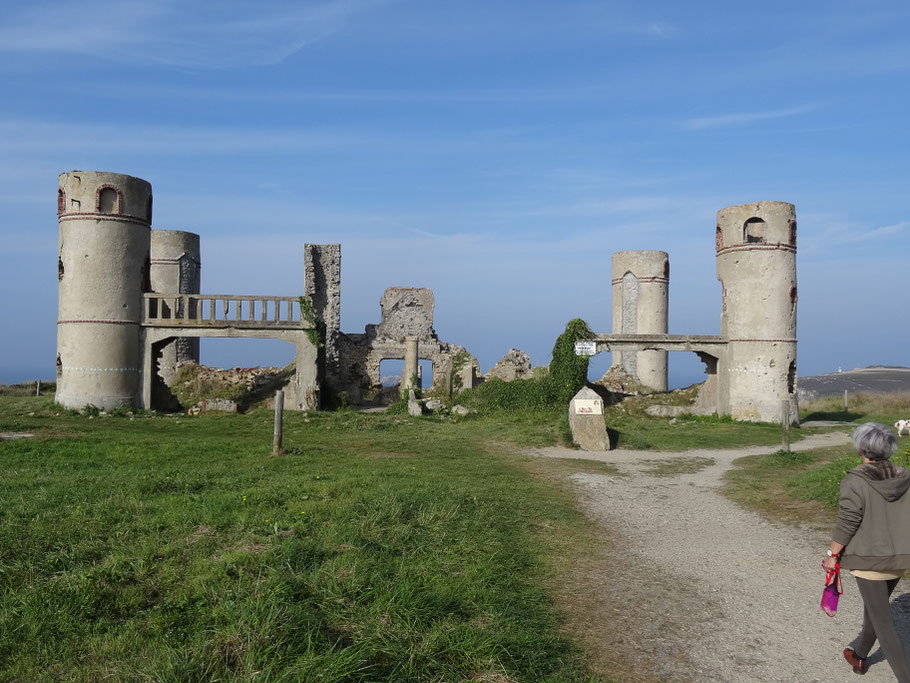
[0,367,56,385]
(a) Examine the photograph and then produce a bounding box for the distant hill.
[798,366,910,401]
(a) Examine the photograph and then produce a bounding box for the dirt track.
[528,431,910,682]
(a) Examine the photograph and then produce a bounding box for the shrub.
[547,318,593,405]
[459,318,594,413]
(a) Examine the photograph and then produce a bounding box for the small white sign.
[574,398,603,415]
[574,340,597,356]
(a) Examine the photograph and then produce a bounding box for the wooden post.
[35,380,40,396]
[781,399,791,452]
[272,390,285,455]
[844,390,849,412]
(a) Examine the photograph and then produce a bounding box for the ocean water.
[0,367,55,385]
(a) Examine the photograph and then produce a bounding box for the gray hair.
[852,422,898,461]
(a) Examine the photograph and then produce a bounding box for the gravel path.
[528,432,910,682]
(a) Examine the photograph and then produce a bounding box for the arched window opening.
[57,189,66,215]
[58,257,64,282]
[788,219,797,247]
[56,354,63,377]
[97,186,122,214]
[663,259,670,279]
[787,361,796,394]
[789,285,797,305]
[743,218,765,244]
[715,225,723,250]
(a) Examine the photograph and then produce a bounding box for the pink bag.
[821,565,843,617]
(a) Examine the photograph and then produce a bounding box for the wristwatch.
[826,549,837,557]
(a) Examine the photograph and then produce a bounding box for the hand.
[823,556,838,571]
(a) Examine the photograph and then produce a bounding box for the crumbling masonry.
[56,170,474,412]
[599,201,798,423]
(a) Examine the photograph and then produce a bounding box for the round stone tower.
[150,229,201,386]
[716,201,798,423]
[611,250,669,392]
[56,171,153,410]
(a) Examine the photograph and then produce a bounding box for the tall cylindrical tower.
[716,201,798,423]
[150,229,201,385]
[56,171,153,410]
[611,250,669,392]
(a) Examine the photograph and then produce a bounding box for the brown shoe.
[844,648,867,674]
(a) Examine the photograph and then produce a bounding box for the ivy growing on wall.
[298,296,323,349]
[548,318,594,404]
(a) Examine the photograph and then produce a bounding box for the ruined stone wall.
[303,244,341,385]
[611,250,669,391]
[150,230,201,390]
[716,201,798,423]
[332,286,469,403]
[56,171,152,410]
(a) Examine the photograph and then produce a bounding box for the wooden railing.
[143,294,308,329]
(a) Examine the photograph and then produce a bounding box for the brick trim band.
[58,319,138,325]
[611,276,669,285]
[716,244,796,255]
[59,213,151,228]
[60,366,139,373]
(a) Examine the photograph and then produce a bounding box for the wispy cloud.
[682,105,816,131]
[0,0,388,68]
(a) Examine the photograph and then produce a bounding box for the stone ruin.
[54,169,798,425]
[304,245,477,404]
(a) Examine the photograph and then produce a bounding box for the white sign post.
[574,340,597,356]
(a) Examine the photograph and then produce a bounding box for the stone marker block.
[407,389,423,417]
[569,387,610,451]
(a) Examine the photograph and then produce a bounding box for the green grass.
[725,394,910,527]
[0,397,603,682]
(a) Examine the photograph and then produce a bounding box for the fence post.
[844,390,849,412]
[781,399,791,452]
[36,380,41,396]
[272,390,285,455]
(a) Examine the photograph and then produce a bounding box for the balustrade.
[143,293,305,328]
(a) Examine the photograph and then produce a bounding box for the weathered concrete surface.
[402,336,418,389]
[569,386,611,451]
[407,389,422,416]
[716,201,798,423]
[486,348,532,382]
[611,250,669,392]
[303,243,341,385]
[334,286,472,404]
[56,171,152,410]
[150,229,201,409]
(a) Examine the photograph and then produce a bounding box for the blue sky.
[1,0,908,387]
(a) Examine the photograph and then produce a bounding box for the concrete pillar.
[402,336,419,389]
[56,171,152,410]
[150,230,201,386]
[611,250,669,391]
[303,244,341,386]
[716,201,798,423]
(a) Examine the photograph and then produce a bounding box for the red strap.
[825,564,843,594]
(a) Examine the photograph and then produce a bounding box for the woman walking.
[824,422,910,680]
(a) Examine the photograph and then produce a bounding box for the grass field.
[725,393,910,528]
[0,389,851,681]
[1,396,609,682]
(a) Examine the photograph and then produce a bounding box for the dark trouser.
[854,576,910,682]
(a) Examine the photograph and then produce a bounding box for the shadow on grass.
[802,410,863,422]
